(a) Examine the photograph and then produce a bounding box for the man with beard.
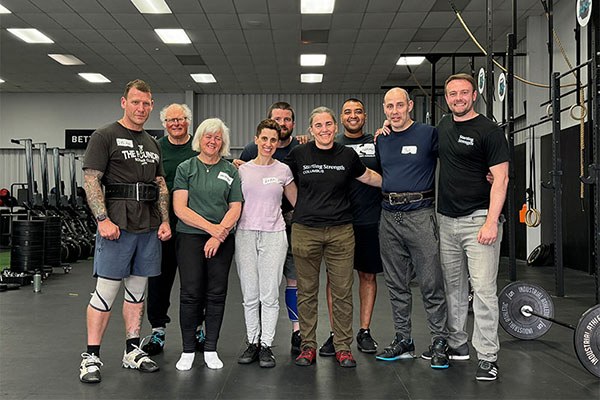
[437,73,509,381]
[318,98,382,357]
[233,102,302,354]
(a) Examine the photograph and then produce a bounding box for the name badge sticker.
[401,146,417,154]
[263,177,279,185]
[218,171,234,185]
[117,138,134,148]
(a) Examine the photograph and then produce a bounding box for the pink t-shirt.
[237,159,294,232]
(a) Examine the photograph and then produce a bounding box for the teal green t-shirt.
[173,157,243,235]
[157,135,198,191]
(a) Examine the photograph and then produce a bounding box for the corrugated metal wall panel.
[195,93,387,157]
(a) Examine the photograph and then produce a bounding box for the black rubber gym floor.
[1,257,598,399]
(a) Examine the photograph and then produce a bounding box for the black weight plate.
[499,281,555,340]
[574,304,600,378]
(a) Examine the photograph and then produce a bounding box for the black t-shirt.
[437,114,509,217]
[335,133,381,225]
[83,121,164,232]
[284,142,366,227]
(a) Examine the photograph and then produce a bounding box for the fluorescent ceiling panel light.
[130,0,171,14]
[0,78,5,83]
[7,28,53,43]
[301,0,335,14]
[301,73,323,83]
[155,29,191,44]
[300,54,326,66]
[396,56,425,66]
[78,73,110,83]
[48,54,84,65]
[0,4,11,13]
[190,73,216,83]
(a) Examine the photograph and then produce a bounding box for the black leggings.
[176,233,234,353]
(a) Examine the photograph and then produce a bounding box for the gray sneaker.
[79,353,103,383]
[122,345,159,372]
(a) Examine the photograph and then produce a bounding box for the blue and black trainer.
[429,337,449,369]
[375,334,415,361]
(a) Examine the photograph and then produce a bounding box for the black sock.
[126,338,140,353]
[87,345,100,357]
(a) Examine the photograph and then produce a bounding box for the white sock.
[176,352,195,371]
[204,351,223,369]
[152,327,165,335]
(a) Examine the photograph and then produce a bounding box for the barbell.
[498,281,600,379]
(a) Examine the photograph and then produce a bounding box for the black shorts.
[353,223,383,274]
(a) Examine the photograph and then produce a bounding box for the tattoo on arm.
[83,169,106,218]
[155,176,170,223]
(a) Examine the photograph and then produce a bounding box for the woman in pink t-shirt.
[235,119,297,368]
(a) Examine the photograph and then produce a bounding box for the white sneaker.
[79,353,103,383]
[122,345,159,372]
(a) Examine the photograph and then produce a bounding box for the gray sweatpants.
[235,229,288,347]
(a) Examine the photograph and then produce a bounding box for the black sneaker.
[195,329,205,353]
[356,328,378,353]
[422,342,470,360]
[238,343,260,364]
[376,335,415,361]
[259,345,276,368]
[429,337,449,369]
[141,330,165,356]
[476,360,499,381]
[79,353,103,383]
[318,332,335,357]
[291,330,301,355]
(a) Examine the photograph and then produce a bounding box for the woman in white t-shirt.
[235,119,298,368]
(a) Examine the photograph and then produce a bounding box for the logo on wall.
[65,129,164,149]
[478,68,486,95]
[497,73,506,102]
[577,0,592,27]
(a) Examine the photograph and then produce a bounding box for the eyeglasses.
[164,117,188,124]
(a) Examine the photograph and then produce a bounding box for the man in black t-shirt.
[437,73,509,381]
[78,80,171,384]
[318,98,382,357]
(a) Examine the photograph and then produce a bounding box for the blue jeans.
[438,210,504,362]
[379,206,448,342]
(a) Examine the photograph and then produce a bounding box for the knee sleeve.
[89,277,121,312]
[285,286,298,322]
[123,275,147,304]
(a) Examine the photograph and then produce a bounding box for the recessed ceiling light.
[7,28,53,43]
[301,73,323,83]
[300,54,327,67]
[301,0,335,14]
[130,0,171,14]
[0,78,5,83]
[48,54,84,65]
[155,29,191,44]
[396,56,425,66]
[78,73,110,83]
[190,73,216,83]
[0,4,11,13]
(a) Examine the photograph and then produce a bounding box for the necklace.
[199,157,218,173]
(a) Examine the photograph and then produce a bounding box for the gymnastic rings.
[525,208,541,228]
[569,103,587,120]
[545,104,552,118]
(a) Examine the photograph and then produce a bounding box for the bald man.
[374,88,450,369]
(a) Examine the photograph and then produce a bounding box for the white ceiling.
[0,0,545,94]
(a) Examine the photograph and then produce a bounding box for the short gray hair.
[308,106,337,126]
[159,103,192,129]
[192,118,231,157]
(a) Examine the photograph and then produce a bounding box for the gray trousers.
[379,206,448,342]
[235,230,288,347]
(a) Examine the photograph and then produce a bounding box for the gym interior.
[0,0,599,399]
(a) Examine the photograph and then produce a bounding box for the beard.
[343,123,364,135]
[279,127,292,142]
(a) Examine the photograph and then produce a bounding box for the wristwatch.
[96,213,108,222]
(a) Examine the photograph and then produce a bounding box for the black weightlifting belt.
[105,182,158,202]
[382,190,434,206]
